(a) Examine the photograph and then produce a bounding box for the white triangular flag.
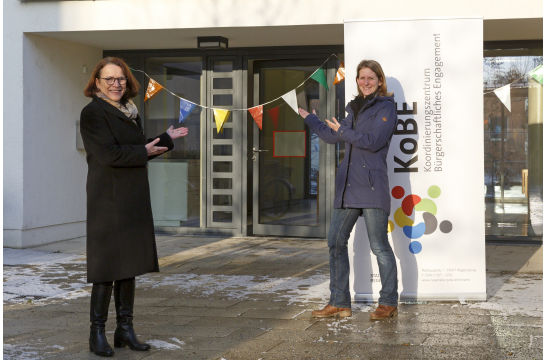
[494,85,511,112]
[281,89,299,114]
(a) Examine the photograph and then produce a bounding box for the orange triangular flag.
[334,62,345,85]
[266,106,279,130]
[144,79,163,101]
[213,109,230,133]
[248,105,263,130]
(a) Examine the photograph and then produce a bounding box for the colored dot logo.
[389,185,452,255]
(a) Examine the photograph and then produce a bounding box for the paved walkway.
[3,236,543,359]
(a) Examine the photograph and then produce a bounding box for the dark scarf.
[350,92,378,116]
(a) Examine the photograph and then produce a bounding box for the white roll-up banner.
[345,17,486,301]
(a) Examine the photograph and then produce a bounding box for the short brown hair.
[355,60,392,98]
[83,57,140,102]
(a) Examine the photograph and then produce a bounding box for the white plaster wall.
[7,0,544,33]
[4,34,102,248]
[3,0,542,247]
[3,15,25,235]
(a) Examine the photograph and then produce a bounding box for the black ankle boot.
[89,283,115,357]
[113,278,151,351]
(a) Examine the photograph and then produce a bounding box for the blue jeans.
[328,208,398,308]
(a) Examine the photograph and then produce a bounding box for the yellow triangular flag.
[213,109,230,133]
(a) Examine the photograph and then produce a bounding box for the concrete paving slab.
[140,349,226,359]
[411,313,492,325]
[330,331,430,346]
[370,321,495,336]
[138,325,238,338]
[492,315,543,326]
[3,328,59,343]
[337,343,424,359]
[254,328,325,341]
[167,306,247,317]
[266,340,349,356]
[494,324,544,337]
[154,298,242,308]
[132,314,202,326]
[422,333,498,347]
[240,308,308,320]
[184,316,316,330]
[226,300,291,311]
[421,345,509,360]
[3,236,543,359]
[399,303,493,315]
[486,245,543,274]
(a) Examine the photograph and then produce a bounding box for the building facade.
[3,0,543,247]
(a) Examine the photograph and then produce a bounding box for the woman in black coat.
[80,57,188,357]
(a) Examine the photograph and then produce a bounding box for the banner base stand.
[354,292,487,302]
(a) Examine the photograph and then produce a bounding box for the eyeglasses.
[99,77,127,85]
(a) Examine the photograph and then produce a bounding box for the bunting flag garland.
[281,89,299,114]
[248,106,264,130]
[179,98,196,123]
[132,58,543,133]
[144,78,163,101]
[310,68,329,90]
[213,109,230,133]
[494,85,511,112]
[484,64,543,95]
[529,65,543,85]
[267,106,279,130]
[334,61,345,85]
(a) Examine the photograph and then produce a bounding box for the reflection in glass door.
[483,53,543,237]
[252,59,328,237]
[145,57,203,228]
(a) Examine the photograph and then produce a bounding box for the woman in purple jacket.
[298,60,399,320]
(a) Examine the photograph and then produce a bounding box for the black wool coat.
[80,95,174,283]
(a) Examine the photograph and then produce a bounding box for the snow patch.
[139,273,330,305]
[170,337,186,346]
[469,274,543,317]
[3,342,66,360]
[3,249,89,303]
[147,339,182,350]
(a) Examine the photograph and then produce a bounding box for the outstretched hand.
[167,125,189,140]
[325,117,340,132]
[145,138,168,157]
[298,108,316,119]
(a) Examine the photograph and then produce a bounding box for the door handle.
[252,148,269,153]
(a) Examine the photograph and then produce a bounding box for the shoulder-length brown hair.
[83,57,140,102]
[355,60,393,98]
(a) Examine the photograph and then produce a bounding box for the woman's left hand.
[167,125,189,140]
[325,117,340,132]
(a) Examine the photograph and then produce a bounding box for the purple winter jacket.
[304,94,397,215]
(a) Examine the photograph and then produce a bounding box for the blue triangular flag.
[179,98,196,123]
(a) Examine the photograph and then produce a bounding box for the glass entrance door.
[252,59,329,237]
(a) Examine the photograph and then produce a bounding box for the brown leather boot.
[311,304,352,318]
[370,305,398,320]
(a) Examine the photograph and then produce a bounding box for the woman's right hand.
[145,138,168,157]
[298,108,316,119]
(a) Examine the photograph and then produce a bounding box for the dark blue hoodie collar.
[347,93,395,116]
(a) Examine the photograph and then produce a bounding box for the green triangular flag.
[528,65,543,85]
[310,68,329,90]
